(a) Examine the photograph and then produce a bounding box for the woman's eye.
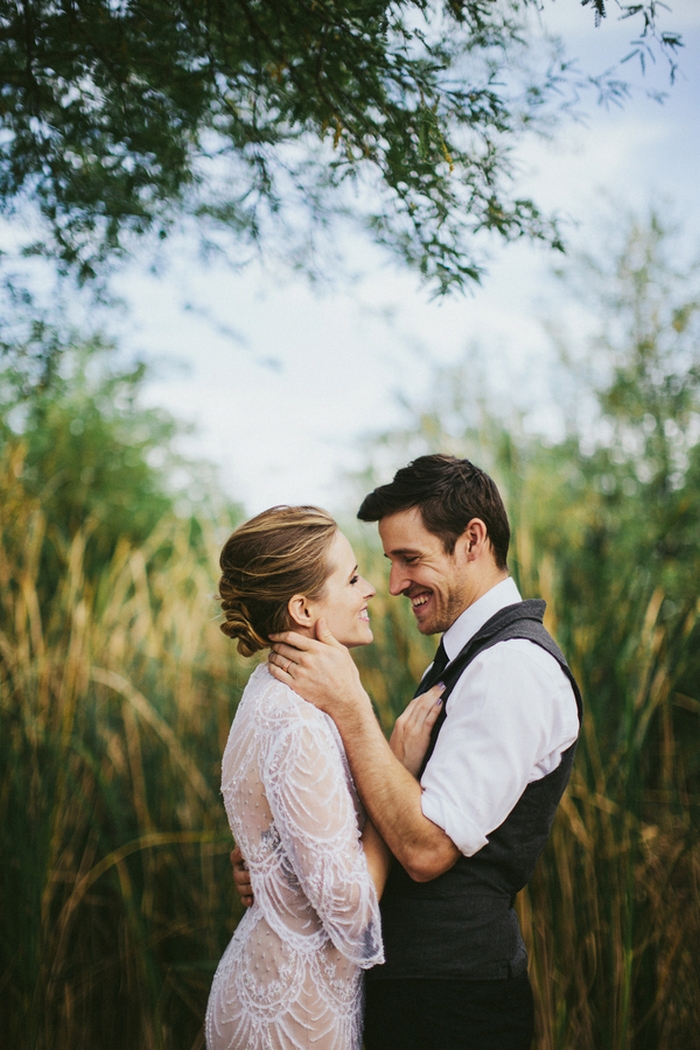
[350,575,359,585]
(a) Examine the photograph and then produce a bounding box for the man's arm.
[230,678,446,907]
[268,619,460,882]
[231,845,253,905]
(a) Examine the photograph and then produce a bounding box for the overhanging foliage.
[0,0,682,289]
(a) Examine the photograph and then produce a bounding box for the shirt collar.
[441,577,522,662]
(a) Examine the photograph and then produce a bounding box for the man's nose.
[388,565,409,596]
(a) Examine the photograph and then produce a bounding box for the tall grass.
[512,533,700,1049]
[2,447,699,1048]
[0,444,247,1050]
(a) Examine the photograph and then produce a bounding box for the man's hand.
[390,685,445,777]
[271,619,459,883]
[268,617,370,717]
[230,845,253,908]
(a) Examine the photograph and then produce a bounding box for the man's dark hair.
[358,454,510,570]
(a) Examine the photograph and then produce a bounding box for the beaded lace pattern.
[206,664,384,1050]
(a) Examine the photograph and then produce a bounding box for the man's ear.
[287,594,314,629]
[459,518,489,559]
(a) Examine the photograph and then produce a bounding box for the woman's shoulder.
[236,664,353,793]
[243,662,326,729]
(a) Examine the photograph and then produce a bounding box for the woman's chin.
[344,627,373,649]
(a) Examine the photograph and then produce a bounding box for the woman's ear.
[287,594,314,630]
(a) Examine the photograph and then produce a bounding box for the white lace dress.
[205,663,384,1050]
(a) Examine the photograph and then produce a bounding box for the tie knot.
[432,638,449,678]
[414,637,449,697]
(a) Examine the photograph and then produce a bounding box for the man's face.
[378,507,473,635]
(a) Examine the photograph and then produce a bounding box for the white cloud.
[110,10,700,513]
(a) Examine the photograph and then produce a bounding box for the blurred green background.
[1,3,699,1048]
[1,209,699,1049]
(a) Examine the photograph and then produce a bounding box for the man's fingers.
[269,642,304,662]
[231,844,253,896]
[234,868,253,895]
[268,660,286,684]
[268,644,305,682]
[313,616,344,648]
[268,630,315,650]
[233,862,251,883]
[230,845,244,868]
[268,638,319,671]
[269,622,345,682]
[231,845,249,874]
[268,650,294,674]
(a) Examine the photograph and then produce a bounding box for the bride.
[205,506,441,1050]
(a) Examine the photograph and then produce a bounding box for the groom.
[259,455,581,1049]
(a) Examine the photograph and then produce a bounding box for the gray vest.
[369,599,583,982]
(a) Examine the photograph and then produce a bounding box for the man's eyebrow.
[383,548,421,559]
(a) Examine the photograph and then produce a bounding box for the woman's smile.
[304,531,375,647]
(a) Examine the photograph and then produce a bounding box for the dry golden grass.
[1,446,248,1049]
[2,449,699,1049]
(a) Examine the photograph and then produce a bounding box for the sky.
[105,0,700,518]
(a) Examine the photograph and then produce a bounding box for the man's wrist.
[332,684,373,727]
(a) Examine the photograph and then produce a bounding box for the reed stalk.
[1,448,246,1049]
[2,452,698,1048]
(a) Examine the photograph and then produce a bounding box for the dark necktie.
[414,637,449,697]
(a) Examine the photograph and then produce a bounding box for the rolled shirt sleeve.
[419,638,580,857]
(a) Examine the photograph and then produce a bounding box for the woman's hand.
[389,684,445,778]
[230,845,254,908]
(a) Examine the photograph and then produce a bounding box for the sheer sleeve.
[262,707,384,968]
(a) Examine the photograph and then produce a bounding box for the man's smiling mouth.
[411,593,431,609]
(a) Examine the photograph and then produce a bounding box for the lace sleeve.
[262,707,384,968]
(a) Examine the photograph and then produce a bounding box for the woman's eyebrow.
[348,564,359,579]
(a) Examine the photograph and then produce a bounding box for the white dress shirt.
[419,577,580,857]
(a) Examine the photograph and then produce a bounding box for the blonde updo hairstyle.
[218,506,338,657]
